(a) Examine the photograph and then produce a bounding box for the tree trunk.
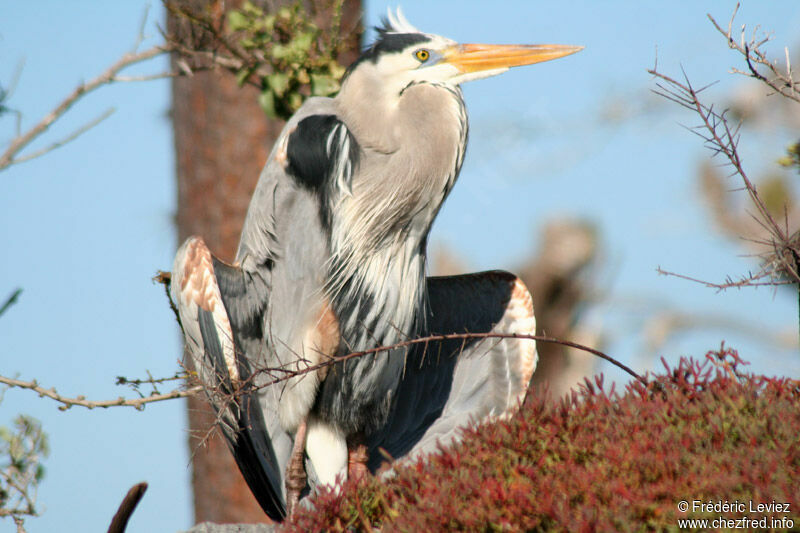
[168,0,361,524]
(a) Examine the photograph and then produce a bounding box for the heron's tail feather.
[172,236,286,521]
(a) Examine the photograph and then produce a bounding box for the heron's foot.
[347,440,369,482]
[286,419,308,519]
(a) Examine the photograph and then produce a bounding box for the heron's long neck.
[330,80,468,349]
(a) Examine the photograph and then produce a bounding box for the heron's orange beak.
[444,43,583,73]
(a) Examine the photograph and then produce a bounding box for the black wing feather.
[286,115,359,192]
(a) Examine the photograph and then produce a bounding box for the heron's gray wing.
[366,271,537,471]
[236,97,351,272]
[172,237,286,521]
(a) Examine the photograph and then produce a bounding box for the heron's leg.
[285,419,308,518]
[347,433,368,481]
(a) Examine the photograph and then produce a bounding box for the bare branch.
[0,375,200,411]
[0,44,169,172]
[648,64,800,287]
[708,4,800,103]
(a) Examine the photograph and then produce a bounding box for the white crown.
[385,7,420,33]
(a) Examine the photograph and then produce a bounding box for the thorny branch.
[647,6,800,291]
[256,332,647,388]
[655,266,793,290]
[0,326,643,418]
[0,329,641,413]
[709,3,800,104]
[648,68,786,244]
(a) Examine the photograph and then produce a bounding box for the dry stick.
[0,375,200,411]
[106,482,148,533]
[0,44,168,171]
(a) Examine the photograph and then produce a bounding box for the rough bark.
[169,0,361,524]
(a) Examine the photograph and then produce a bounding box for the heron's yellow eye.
[415,49,430,62]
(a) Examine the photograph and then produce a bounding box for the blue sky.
[1,1,799,531]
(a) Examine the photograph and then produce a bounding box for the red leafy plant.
[287,345,800,531]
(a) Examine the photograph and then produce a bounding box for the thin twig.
[251,332,647,388]
[10,108,115,165]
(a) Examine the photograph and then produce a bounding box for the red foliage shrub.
[287,346,800,531]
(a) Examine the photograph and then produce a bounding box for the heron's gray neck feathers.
[328,80,468,348]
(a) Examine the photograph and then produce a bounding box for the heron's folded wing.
[366,271,537,471]
[172,237,286,521]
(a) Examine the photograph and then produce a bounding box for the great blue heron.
[172,10,581,521]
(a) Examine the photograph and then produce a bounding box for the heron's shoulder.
[286,96,342,126]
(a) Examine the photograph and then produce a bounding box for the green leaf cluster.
[777,140,800,174]
[227,1,348,119]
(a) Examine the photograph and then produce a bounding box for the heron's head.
[340,9,583,97]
